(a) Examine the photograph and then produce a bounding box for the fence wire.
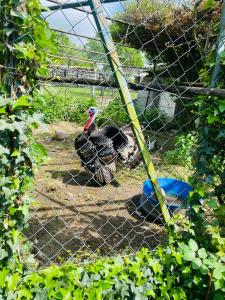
[23,0,221,266]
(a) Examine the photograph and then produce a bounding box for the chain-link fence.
[23,0,222,266]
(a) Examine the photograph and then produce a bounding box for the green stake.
[89,0,171,223]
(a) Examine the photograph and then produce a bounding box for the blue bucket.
[141,178,192,216]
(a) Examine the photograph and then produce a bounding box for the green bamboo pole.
[89,0,171,223]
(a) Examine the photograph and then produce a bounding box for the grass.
[42,85,137,101]
[44,86,113,98]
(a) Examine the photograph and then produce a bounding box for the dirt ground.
[25,122,189,266]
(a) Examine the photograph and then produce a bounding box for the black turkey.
[74,107,141,185]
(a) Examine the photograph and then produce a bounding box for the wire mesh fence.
[23,0,222,266]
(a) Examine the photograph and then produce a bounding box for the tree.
[110,0,221,81]
[86,38,145,69]
[54,33,93,69]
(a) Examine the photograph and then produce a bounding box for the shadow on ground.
[25,193,165,266]
[49,169,120,187]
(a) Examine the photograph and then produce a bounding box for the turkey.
[74,107,141,185]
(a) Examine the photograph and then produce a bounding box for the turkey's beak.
[85,110,89,115]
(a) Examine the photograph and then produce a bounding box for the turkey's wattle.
[83,107,98,132]
[74,107,141,185]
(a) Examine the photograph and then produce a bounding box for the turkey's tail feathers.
[75,133,116,185]
[93,162,115,185]
[117,129,142,169]
[100,125,142,169]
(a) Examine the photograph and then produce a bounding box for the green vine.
[0,0,55,296]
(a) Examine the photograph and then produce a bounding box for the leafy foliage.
[192,94,225,205]
[86,39,145,70]
[0,0,55,296]
[97,98,130,125]
[54,33,94,69]
[111,0,221,80]
[97,99,166,131]
[189,15,225,206]
[5,217,225,299]
[138,108,167,131]
[164,132,197,167]
[39,86,96,124]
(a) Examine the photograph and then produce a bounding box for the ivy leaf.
[18,289,33,299]
[12,177,20,190]
[21,176,35,192]
[81,272,90,287]
[18,204,30,223]
[213,290,225,299]
[29,143,47,163]
[213,264,225,280]
[7,272,20,290]
[200,265,208,275]
[183,251,195,262]
[12,96,30,110]
[0,269,9,288]
[194,186,205,197]
[0,120,14,131]
[198,248,207,259]
[218,101,225,113]
[14,43,36,59]
[173,252,182,265]
[0,145,10,156]
[188,239,198,252]
[0,106,6,114]
[192,258,202,269]
[4,28,14,37]
[207,199,219,209]
[11,150,21,157]
[10,9,26,19]
[214,279,225,291]
[208,115,218,124]
[0,249,8,261]
[178,244,196,261]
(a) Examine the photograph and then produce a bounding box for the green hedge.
[38,86,96,124]
[4,223,225,299]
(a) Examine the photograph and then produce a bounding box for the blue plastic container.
[140,178,192,217]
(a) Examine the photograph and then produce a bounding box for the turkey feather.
[74,107,143,185]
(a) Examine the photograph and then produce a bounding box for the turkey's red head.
[83,107,98,132]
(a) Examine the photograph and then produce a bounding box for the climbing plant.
[0,0,56,296]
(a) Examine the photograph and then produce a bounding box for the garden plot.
[25,122,190,266]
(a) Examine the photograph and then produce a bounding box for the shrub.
[0,1,55,298]
[164,132,197,166]
[38,87,96,124]
[139,108,167,131]
[111,0,221,80]
[97,98,130,125]
[70,98,97,124]
[98,99,166,131]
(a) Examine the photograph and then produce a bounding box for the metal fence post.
[89,0,171,223]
